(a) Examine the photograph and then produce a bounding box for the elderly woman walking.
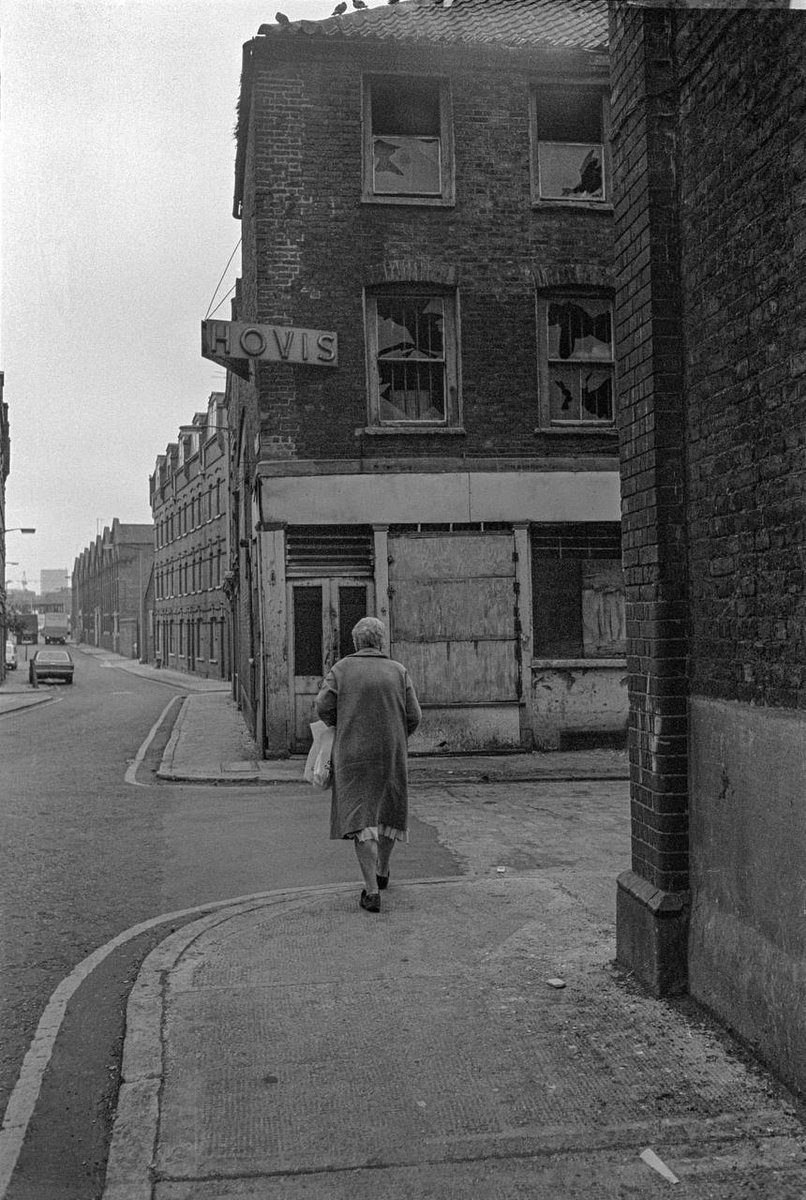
[316,616,421,913]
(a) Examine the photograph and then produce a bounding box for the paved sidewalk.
[158,689,629,786]
[104,875,806,1199]
[76,645,230,694]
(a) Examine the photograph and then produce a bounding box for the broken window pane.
[539,143,603,200]
[371,76,442,196]
[373,136,441,195]
[546,299,614,424]
[376,296,447,422]
[548,299,612,360]
[535,87,605,201]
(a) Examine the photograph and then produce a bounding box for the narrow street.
[3,651,806,1198]
[0,647,461,1197]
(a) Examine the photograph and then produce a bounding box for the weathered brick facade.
[611,4,805,1093]
[610,4,690,993]
[224,2,627,756]
[236,41,616,466]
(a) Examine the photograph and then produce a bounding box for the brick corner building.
[610,3,806,1095]
[220,0,628,758]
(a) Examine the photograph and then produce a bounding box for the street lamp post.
[2,529,36,683]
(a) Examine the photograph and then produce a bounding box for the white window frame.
[362,73,454,207]
[536,292,616,431]
[530,81,611,206]
[364,288,462,430]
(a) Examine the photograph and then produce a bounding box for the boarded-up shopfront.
[255,467,626,757]
[388,528,522,752]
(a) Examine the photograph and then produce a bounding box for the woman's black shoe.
[376,874,389,891]
[360,889,380,913]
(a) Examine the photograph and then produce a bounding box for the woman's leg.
[377,834,395,881]
[354,836,379,896]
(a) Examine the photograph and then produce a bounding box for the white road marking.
[0,878,435,1198]
[0,897,244,1197]
[124,695,182,787]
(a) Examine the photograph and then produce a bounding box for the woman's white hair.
[352,616,385,650]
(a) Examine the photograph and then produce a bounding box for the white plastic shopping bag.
[303,720,334,789]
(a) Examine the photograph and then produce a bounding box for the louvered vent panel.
[530,523,622,559]
[286,526,374,577]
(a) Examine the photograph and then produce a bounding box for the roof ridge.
[258,0,609,54]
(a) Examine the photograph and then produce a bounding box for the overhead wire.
[206,285,237,320]
[204,239,242,320]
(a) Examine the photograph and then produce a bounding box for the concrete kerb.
[102,878,461,1200]
[0,692,54,716]
[155,696,189,780]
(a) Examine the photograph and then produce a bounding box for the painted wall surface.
[259,470,620,526]
[688,696,806,1094]
[409,704,521,755]
[530,662,627,749]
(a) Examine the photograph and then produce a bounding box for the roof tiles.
[262,0,608,55]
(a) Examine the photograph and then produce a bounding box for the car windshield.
[37,651,71,663]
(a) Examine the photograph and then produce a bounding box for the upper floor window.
[362,74,454,206]
[537,295,615,428]
[365,289,460,427]
[531,85,609,204]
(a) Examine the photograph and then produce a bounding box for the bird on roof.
[332,1,347,12]
[275,10,290,23]
[352,0,367,8]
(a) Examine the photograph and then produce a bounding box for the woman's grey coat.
[316,648,421,839]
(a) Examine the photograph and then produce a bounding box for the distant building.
[149,394,231,681]
[40,569,69,595]
[72,519,153,657]
[220,0,624,756]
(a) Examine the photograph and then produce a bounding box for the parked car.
[5,641,17,670]
[29,648,74,685]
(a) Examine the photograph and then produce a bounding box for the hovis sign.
[201,319,338,379]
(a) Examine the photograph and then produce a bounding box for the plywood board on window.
[581,561,626,657]
[391,577,516,641]
[393,639,518,704]
[388,534,514,580]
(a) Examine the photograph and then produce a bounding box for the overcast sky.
[1,0,355,592]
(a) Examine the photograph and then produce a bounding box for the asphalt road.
[0,648,462,1198]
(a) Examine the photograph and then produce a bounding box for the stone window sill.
[535,426,618,437]
[531,658,626,669]
[356,426,466,437]
[360,195,454,209]
[531,200,613,214]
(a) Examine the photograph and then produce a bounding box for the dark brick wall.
[611,5,689,896]
[675,11,806,711]
[236,39,615,464]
